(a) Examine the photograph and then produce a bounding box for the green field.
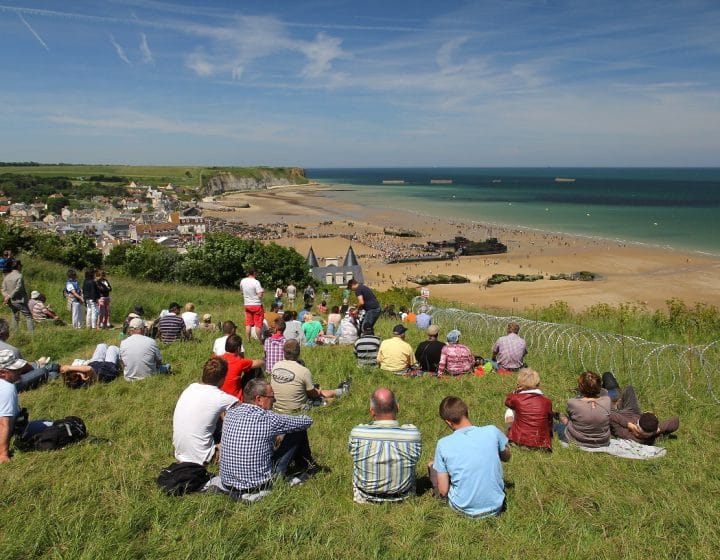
[2,260,719,559]
[0,164,306,188]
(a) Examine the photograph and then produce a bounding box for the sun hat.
[0,348,28,370]
[30,290,41,299]
[447,329,461,343]
[128,318,145,330]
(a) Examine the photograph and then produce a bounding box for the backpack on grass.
[15,416,88,452]
[157,462,210,496]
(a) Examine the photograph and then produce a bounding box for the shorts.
[244,305,264,330]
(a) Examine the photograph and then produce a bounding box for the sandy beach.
[204,185,720,313]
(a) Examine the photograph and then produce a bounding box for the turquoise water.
[307,168,720,254]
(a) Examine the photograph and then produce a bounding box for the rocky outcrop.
[204,168,306,196]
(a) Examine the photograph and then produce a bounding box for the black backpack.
[157,462,210,496]
[15,416,88,452]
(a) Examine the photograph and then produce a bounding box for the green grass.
[2,263,720,559]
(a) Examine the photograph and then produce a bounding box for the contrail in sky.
[110,35,132,65]
[18,12,49,51]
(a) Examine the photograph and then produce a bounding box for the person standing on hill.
[96,270,112,329]
[347,279,381,334]
[83,269,100,330]
[2,259,33,333]
[240,268,264,341]
[286,283,296,309]
[64,269,84,329]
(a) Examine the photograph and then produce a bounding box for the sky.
[0,0,719,167]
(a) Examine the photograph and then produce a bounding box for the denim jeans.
[272,430,313,476]
[15,366,57,392]
[361,307,381,333]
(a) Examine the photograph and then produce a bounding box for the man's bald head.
[370,387,398,420]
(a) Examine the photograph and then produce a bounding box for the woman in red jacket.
[504,368,554,450]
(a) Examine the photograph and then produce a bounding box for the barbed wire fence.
[412,297,720,405]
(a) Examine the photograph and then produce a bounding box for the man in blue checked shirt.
[348,387,422,504]
[220,378,315,494]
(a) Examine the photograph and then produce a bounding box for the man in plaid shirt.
[491,321,528,371]
[220,378,314,493]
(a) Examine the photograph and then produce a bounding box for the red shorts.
[244,305,264,330]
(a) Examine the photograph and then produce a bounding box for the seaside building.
[307,245,364,286]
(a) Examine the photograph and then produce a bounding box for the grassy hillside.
[2,261,719,559]
[0,164,306,189]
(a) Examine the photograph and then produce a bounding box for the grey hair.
[244,378,270,403]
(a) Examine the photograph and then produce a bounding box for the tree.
[60,233,103,270]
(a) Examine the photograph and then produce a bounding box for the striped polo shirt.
[348,420,422,502]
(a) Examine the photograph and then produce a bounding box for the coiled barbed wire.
[412,296,719,404]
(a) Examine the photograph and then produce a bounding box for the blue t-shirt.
[355,284,379,310]
[433,425,508,517]
[0,379,19,418]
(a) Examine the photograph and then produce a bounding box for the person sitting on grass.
[270,339,350,413]
[301,312,324,346]
[337,306,360,345]
[354,325,381,367]
[282,310,306,346]
[377,324,415,374]
[28,292,65,325]
[491,321,527,372]
[504,368,554,451]
[182,302,199,331]
[604,372,680,446]
[213,321,238,356]
[414,325,445,373]
[120,318,171,380]
[172,357,238,466]
[348,387,421,504]
[263,318,286,374]
[220,334,264,402]
[157,302,191,343]
[556,371,611,448]
[437,330,474,376]
[428,396,511,518]
[58,343,121,388]
[199,313,218,332]
[219,378,316,500]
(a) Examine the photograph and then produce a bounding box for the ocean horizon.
[306,167,720,255]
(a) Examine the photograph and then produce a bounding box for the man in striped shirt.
[157,302,191,344]
[348,387,422,504]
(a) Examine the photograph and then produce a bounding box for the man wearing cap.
[414,325,445,373]
[240,268,264,341]
[438,330,475,376]
[0,318,57,391]
[377,325,414,374]
[491,321,527,371]
[28,292,63,325]
[348,387,421,504]
[157,302,190,344]
[120,318,170,380]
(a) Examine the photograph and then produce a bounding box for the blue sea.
[306,168,720,255]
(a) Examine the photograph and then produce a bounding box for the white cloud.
[139,33,153,64]
[109,35,131,65]
[298,32,344,78]
[186,50,213,76]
